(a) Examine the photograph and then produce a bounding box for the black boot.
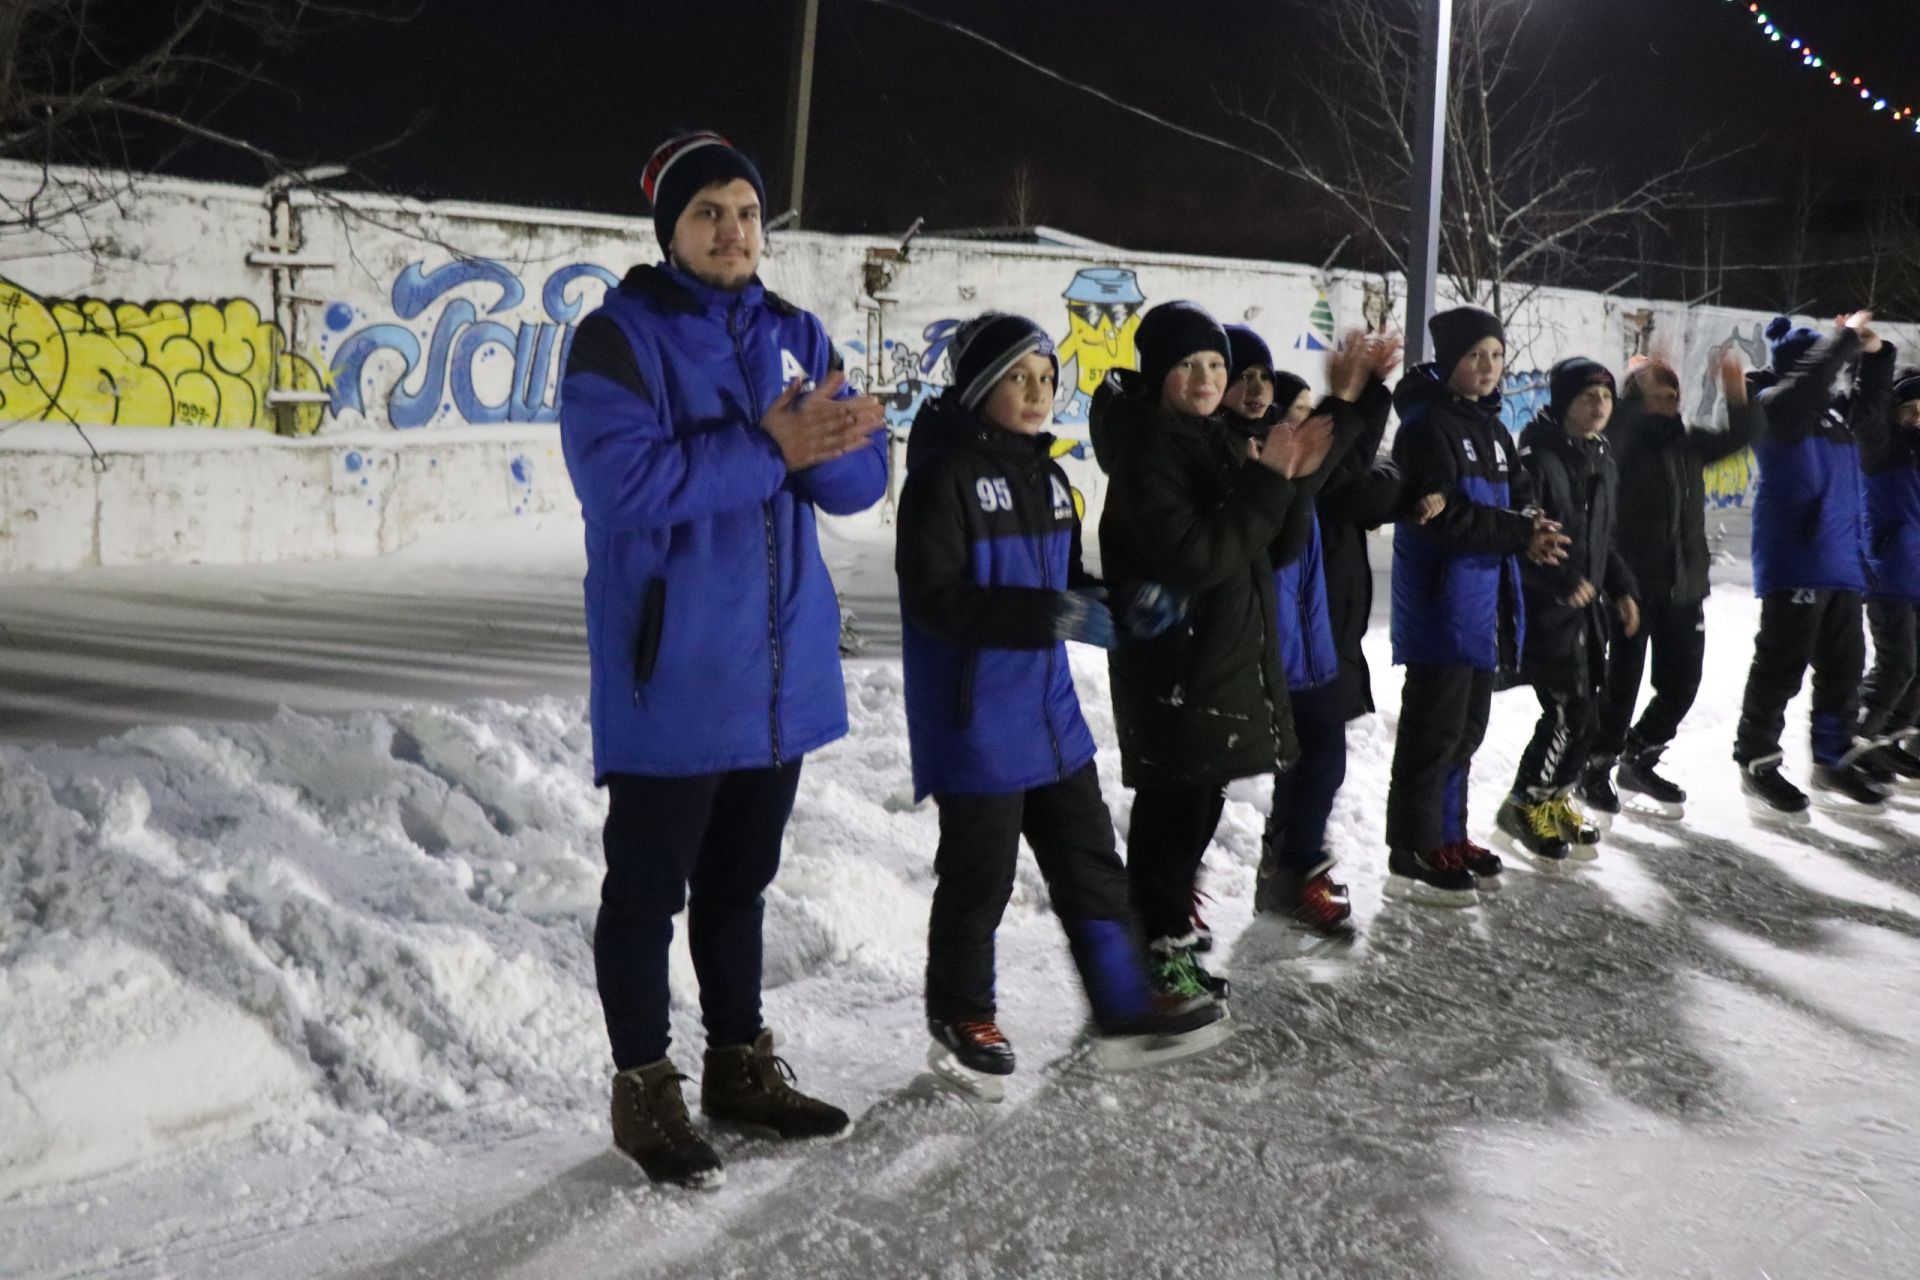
[1740,758,1809,823]
[1811,763,1890,814]
[611,1059,725,1189]
[1577,755,1620,825]
[702,1030,851,1140]
[1619,742,1687,819]
[1493,794,1571,870]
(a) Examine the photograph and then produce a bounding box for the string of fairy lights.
[1728,1,1920,133]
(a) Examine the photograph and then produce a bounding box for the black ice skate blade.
[1090,1013,1234,1072]
[924,1042,1008,1103]
[1383,874,1479,908]
[1492,830,1573,876]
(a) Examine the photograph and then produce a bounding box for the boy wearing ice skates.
[897,313,1227,1099]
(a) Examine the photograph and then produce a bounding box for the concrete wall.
[2,160,1911,570]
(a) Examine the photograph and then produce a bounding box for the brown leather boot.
[701,1030,850,1140]
[611,1059,725,1189]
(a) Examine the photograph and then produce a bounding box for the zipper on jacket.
[1037,460,1066,780]
[731,298,784,764]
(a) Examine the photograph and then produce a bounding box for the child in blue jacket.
[896,314,1226,1098]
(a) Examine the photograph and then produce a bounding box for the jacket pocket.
[633,577,667,691]
[956,651,978,728]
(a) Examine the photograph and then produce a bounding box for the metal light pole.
[779,0,821,227]
[1405,0,1453,362]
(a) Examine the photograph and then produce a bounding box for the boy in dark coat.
[1580,353,1758,821]
[897,314,1226,1098]
[1495,358,1641,868]
[1092,301,1363,995]
[1220,325,1407,938]
[1734,312,1896,819]
[1856,369,1920,781]
[1385,307,1572,905]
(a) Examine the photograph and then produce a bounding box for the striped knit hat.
[950,314,1058,413]
[642,132,767,251]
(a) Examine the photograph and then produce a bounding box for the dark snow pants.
[1264,680,1349,870]
[1861,600,1920,740]
[927,763,1146,1027]
[1597,595,1708,758]
[1386,663,1494,852]
[1126,783,1229,944]
[596,762,802,1071]
[1733,590,1866,768]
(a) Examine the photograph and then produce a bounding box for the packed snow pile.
[3,592,1920,1278]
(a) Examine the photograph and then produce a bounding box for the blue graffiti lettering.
[327,259,615,428]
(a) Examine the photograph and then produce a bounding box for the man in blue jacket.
[1858,371,1920,779]
[559,132,888,1189]
[1734,311,1895,820]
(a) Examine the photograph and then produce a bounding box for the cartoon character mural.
[1055,267,1144,424]
[1696,322,1769,508]
[0,273,324,432]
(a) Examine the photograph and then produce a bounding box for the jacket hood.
[1393,362,1501,430]
[906,389,1053,473]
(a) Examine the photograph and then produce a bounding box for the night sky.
[127,0,1920,305]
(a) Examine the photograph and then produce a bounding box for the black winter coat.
[1515,414,1637,694]
[1314,379,1406,718]
[1090,371,1358,788]
[1609,389,1757,607]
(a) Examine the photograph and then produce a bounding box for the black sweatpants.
[928,763,1140,1024]
[1386,663,1495,852]
[1127,783,1228,944]
[1264,680,1349,870]
[1862,600,1920,740]
[1597,595,1707,758]
[1513,654,1602,801]
[596,762,802,1072]
[1733,590,1867,768]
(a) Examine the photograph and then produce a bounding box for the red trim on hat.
[642,132,733,204]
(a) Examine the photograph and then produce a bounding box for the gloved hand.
[1051,589,1118,649]
[1118,582,1188,640]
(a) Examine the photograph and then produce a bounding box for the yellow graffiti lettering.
[0,275,323,433]
[1704,448,1757,508]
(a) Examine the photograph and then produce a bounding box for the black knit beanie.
[1225,325,1274,383]
[1136,301,1231,399]
[949,313,1058,413]
[1549,357,1617,418]
[1429,306,1505,377]
[642,132,768,252]
[1895,369,1920,412]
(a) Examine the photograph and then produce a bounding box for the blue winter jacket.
[1274,516,1339,691]
[1860,373,1920,603]
[896,393,1098,799]
[559,264,887,780]
[1748,333,1891,597]
[1388,366,1534,672]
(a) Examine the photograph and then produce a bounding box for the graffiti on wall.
[0,274,324,432]
[323,259,619,428]
[1695,322,1770,509]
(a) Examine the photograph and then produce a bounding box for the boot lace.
[1547,795,1588,831]
[1524,800,1562,839]
[955,1020,1008,1049]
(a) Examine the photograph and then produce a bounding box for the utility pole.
[779,0,820,226]
[1405,0,1453,360]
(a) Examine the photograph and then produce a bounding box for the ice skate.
[1451,837,1505,891]
[1618,746,1686,820]
[1385,846,1478,907]
[1149,935,1230,1000]
[1494,795,1572,872]
[1090,993,1231,1072]
[926,1020,1016,1103]
[1547,792,1602,861]
[1741,759,1811,826]
[1576,756,1619,831]
[1810,763,1890,816]
[1262,858,1358,942]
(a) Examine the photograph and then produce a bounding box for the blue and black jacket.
[559,263,887,781]
[896,392,1099,800]
[1860,378,1920,604]
[1389,365,1535,673]
[1746,329,1892,597]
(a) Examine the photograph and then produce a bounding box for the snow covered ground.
[3,515,1918,1279]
